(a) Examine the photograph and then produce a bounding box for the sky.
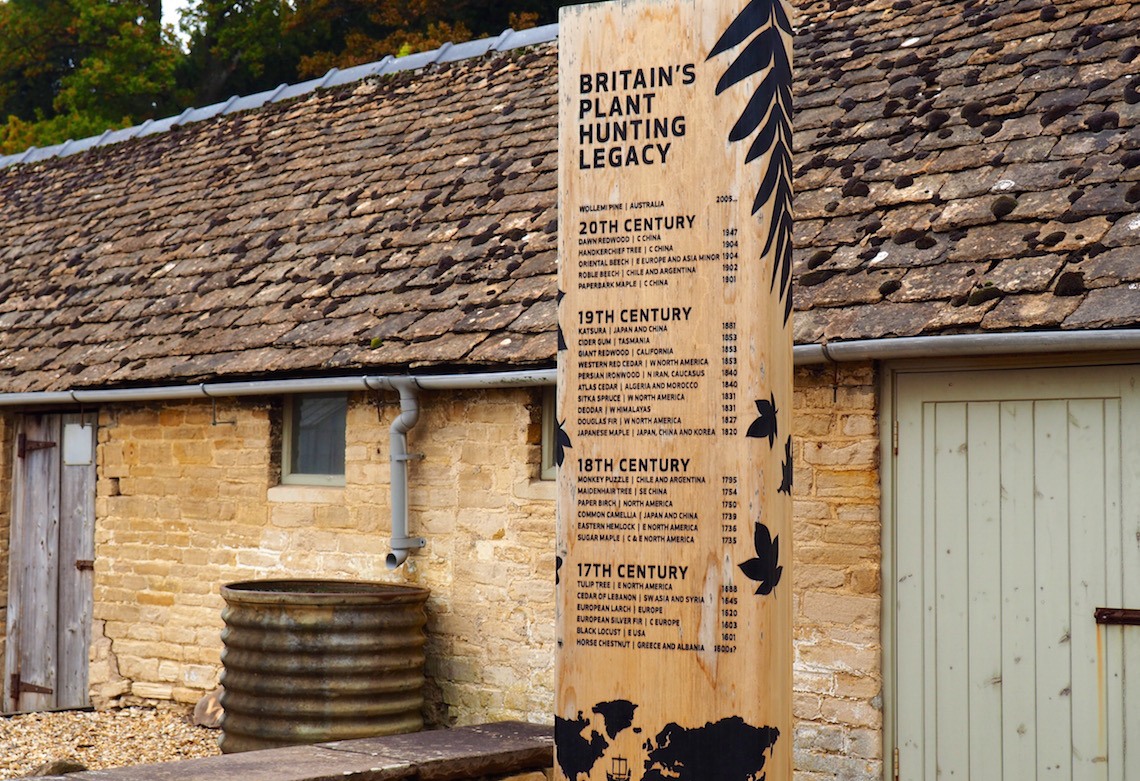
[162,0,194,44]
[162,0,192,29]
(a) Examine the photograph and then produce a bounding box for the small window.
[540,387,557,480]
[282,394,347,485]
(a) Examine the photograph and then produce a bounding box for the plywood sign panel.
[555,1,794,780]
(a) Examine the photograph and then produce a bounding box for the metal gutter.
[0,370,557,407]
[792,330,1140,365]
[4,327,1137,405]
[3,329,1137,563]
[4,327,1137,406]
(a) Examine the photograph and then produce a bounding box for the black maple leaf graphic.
[708,0,795,325]
[746,392,778,446]
[739,521,782,595]
[555,420,572,467]
[778,434,793,495]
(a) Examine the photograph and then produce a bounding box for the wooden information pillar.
[555,1,794,780]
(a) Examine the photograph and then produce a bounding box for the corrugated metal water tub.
[219,579,429,753]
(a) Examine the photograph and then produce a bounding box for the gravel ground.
[0,708,220,779]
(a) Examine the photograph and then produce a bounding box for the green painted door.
[892,365,1140,780]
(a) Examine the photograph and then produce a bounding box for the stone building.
[1,0,1138,779]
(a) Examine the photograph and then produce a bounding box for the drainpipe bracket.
[393,452,425,462]
[390,536,426,549]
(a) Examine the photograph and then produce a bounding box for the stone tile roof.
[791,0,1140,343]
[0,45,559,393]
[0,0,1138,394]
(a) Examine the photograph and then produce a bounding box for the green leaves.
[56,0,180,118]
[0,0,178,154]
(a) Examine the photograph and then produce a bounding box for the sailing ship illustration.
[607,756,631,781]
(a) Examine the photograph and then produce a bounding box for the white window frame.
[281,393,347,487]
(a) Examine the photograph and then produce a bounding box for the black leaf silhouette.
[708,0,795,326]
[739,521,782,595]
[778,434,793,495]
[556,419,572,467]
[746,392,778,446]
[557,288,567,351]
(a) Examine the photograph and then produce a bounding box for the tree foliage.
[0,0,179,153]
[56,0,180,118]
[285,0,558,79]
[0,0,564,155]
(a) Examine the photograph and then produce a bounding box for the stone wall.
[90,388,555,725]
[0,364,884,777]
[791,363,883,780]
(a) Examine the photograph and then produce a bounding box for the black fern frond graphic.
[708,0,795,325]
[556,288,567,351]
[555,419,572,467]
[777,434,793,495]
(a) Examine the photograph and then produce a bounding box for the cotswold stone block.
[802,593,880,627]
[795,721,846,753]
[802,439,879,469]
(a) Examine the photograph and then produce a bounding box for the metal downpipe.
[384,379,426,569]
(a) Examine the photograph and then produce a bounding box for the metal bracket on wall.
[210,397,236,426]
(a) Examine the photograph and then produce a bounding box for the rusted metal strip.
[16,432,56,458]
[11,673,54,695]
[1094,607,1140,626]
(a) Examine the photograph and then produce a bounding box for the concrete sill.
[44,721,553,781]
[515,479,556,502]
[267,485,345,504]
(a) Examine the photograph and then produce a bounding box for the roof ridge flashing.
[0,24,559,170]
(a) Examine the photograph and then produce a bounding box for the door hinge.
[10,673,53,696]
[16,433,56,459]
[892,419,899,456]
[893,746,900,781]
[1094,607,1140,625]
[75,559,95,571]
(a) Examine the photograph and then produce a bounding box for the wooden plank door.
[892,365,1140,780]
[4,412,96,712]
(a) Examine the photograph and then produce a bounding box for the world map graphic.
[555,700,779,781]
